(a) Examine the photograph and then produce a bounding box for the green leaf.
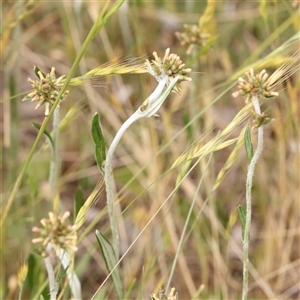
[244,126,253,164]
[26,254,36,292]
[238,205,246,241]
[40,295,45,300]
[182,111,193,141]
[95,230,123,299]
[34,66,46,79]
[22,95,32,102]
[91,113,106,175]
[32,122,54,150]
[75,187,84,219]
[56,264,70,283]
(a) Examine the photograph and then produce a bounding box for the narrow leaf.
[26,254,36,292]
[91,113,106,175]
[22,95,32,102]
[32,122,54,150]
[95,230,123,299]
[75,187,84,219]
[34,66,46,78]
[56,265,70,283]
[238,205,246,241]
[244,126,253,164]
[40,295,45,300]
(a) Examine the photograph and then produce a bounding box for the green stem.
[242,126,264,300]
[1,0,125,227]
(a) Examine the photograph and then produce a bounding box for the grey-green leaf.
[75,187,84,219]
[244,126,253,164]
[95,230,123,299]
[32,122,54,150]
[91,113,106,175]
[238,205,246,241]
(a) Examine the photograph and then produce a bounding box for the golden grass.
[2,1,299,299]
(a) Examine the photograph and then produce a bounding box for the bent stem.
[242,98,264,300]
[104,75,176,256]
[104,112,143,255]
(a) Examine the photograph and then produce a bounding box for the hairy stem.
[49,108,60,203]
[242,125,264,300]
[104,76,169,256]
[104,113,142,255]
[44,246,58,300]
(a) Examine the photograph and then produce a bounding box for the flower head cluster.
[232,68,279,103]
[151,287,178,300]
[175,24,211,55]
[146,48,192,93]
[32,211,77,257]
[23,67,69,116]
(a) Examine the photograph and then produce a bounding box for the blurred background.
[1,1,299,299]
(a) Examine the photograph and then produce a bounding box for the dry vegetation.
[1,1,299,299]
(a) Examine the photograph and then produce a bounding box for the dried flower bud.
[32,211,77,257]
[232,68,279,103]
[252,111,273,128]
[23,67,69,115]
[151,287,178,300]
[146,48,192,93]
[176,24,211,55]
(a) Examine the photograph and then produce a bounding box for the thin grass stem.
[166,153,213,293]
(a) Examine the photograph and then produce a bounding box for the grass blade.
[95,230,123,299]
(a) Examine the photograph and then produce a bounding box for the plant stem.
[44,245,58,300]
[49,108,60,203]
[242,125,264,300]
[104,112,142,256]
[104,75,172,256]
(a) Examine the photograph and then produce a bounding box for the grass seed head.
[23,67,69,115]
[17,263,28,288]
